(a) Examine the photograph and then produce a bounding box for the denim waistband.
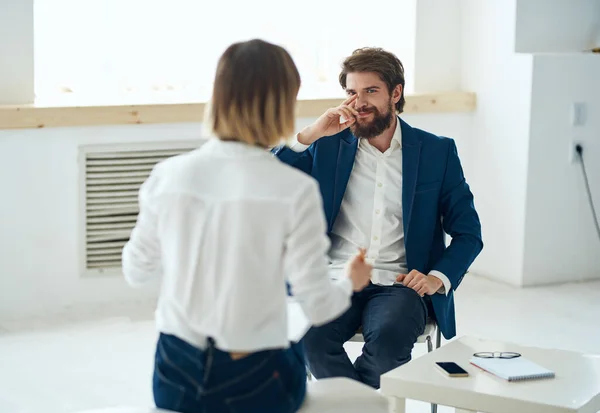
[159,333,278,366]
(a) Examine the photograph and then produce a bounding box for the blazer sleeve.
[271,143,315,175]
[431,139,483,289]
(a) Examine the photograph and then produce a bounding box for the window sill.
[0,92,475,130]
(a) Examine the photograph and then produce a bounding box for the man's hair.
[209,39,300,147]
[339,47,406,114]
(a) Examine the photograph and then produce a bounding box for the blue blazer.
[273,118,483,339]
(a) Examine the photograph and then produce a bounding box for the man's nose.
[356,93,368,109]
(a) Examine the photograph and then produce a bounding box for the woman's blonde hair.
[209,39,301,148]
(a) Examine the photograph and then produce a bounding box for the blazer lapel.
[401,119,422,242]
[329,132,358,232]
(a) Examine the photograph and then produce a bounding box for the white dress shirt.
[292,118,450,294]
[122,138,353,352]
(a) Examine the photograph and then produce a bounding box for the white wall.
[459,0,600,286]
[459,0,533,286]
[0,0,34,104]
[515,0,600,53]
[414,0,462,93]
[523,54,600,285]
[0,124,202,320]
[0,114,472,321]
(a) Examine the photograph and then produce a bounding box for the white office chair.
[349,317,441,353]
[310,318,442,413]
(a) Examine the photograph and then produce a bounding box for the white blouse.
[122,139,352,352]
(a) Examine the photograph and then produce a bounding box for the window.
[34,0,416,105]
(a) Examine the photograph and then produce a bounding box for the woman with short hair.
[122,39,371,413]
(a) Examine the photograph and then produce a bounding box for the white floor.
[1,275,599,413]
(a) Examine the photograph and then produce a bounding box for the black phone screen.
[436,362,468,375]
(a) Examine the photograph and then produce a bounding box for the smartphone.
[435,362,469,377]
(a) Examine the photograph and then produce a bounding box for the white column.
[0,0,34,105]
[459,0,533,286]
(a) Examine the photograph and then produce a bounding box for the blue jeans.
[153,334,307,413]
[303,283,428,389]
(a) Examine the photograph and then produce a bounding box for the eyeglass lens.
[473,351,521,359]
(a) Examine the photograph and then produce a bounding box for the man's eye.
[367,89,376,93]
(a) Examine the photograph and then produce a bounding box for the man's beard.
[350,102,394,139]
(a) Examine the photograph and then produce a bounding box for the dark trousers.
[153,333,307,413]
[303,283,428,389]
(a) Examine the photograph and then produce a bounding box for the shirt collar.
[391,116,402,150]
[202,137,272,158]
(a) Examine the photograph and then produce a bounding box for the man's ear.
[392,84,403,104]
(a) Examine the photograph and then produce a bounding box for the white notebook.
[470,356,555,382]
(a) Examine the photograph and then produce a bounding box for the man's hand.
[346,248,372,292]
[396,270,443,297]
[297,95,359,145]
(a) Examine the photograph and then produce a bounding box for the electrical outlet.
[571,102,587,126]
[570,141,583,164]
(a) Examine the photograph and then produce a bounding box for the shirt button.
[375,209,380,214]
[377,182,383,187]
[373,236,378,241]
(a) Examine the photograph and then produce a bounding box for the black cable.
[576,144,600,241]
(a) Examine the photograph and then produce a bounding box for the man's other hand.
[396,270,443,297]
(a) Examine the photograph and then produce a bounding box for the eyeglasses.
[473,351,521,359]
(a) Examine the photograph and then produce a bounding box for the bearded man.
[273,47,483,389]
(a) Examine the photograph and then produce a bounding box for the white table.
[380,336,600,413]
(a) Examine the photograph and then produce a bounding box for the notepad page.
[470,357,555,381]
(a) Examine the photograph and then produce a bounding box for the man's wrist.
[428,270,451,296]
[290,134,310,152]
[298,126,317,145]
[430,275,443,290]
